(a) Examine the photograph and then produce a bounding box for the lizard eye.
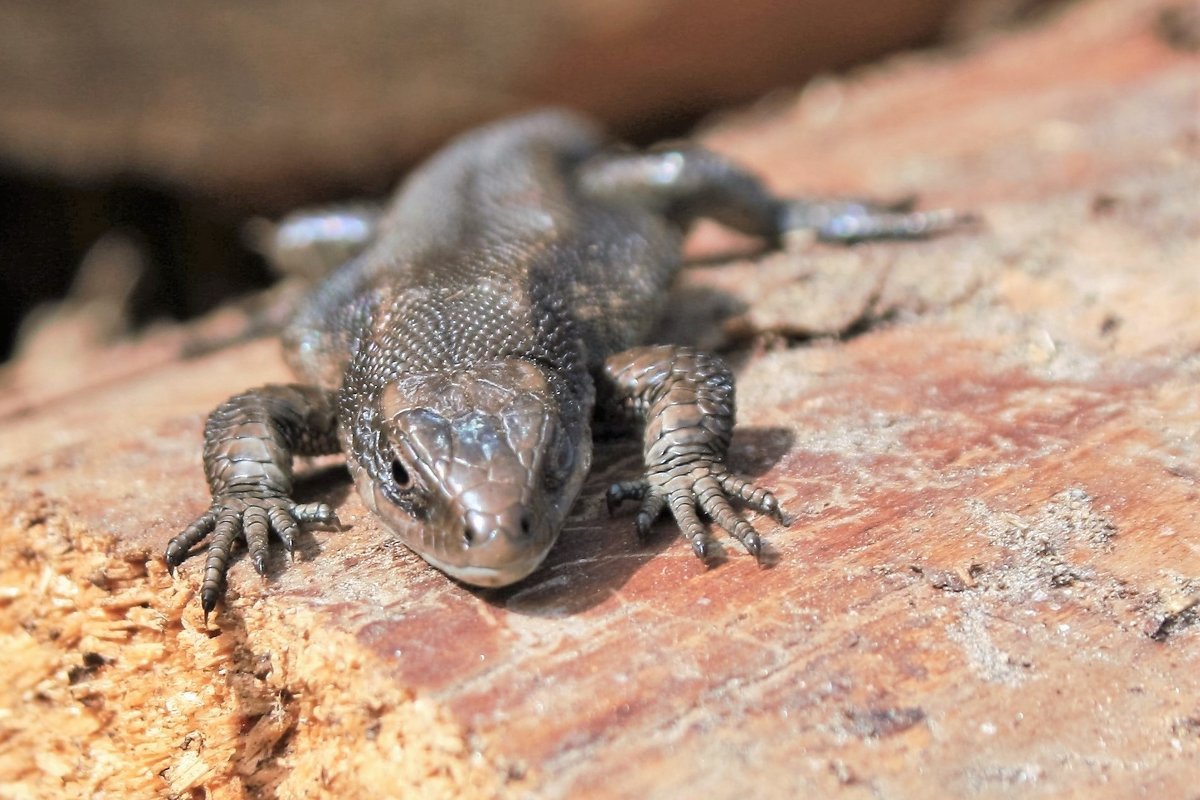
[391,458,413,490]
[544,431,575,490]
[380,452,424,515]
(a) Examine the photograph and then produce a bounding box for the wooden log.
[1,0,1197,796]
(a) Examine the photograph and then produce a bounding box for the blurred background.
[0,0,1057,366]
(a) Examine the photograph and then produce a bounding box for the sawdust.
[1142,574,1200,641]
[0,492,516,799]
[946,603,1034,686]
[962,761,1045,792]
[943,488,1120,684]
[968,487,1116,598]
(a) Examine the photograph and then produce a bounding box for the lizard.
[165,109,967,616]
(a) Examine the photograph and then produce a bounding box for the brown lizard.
[166,110,966,615]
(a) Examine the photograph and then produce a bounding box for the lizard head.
[350,359,590,587]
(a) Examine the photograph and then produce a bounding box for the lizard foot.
[783,197,979,244]
[607,462,784,561]
[165,496,337,615]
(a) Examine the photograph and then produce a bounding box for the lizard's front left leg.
[165,384,341,615]
[601,346,784,559]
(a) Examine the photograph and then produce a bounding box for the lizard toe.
[267,506,300,557]
[606,479,648,515]
[291,502,336,525]
[166,509,217,573]
[634,491,667,540]
[666,490,714,561]
[200,510,243,615]
[244,505,272,576]
[715,470,787,524]
[701,489,762,558]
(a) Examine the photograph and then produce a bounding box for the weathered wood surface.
[1,0,1198,796]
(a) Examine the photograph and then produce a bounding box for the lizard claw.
[166,495,336,615]
[635,507,658,540]
[608,462,783,561]
[608,480,666,541]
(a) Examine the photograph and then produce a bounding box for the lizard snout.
[462,508,532,547]
[357,359,590,588]
[427,426,553,587]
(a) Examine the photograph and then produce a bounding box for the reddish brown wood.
[1,0,1197,796]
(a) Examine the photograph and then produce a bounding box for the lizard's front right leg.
[165,384,342,615]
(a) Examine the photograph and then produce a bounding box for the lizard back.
[283,109,684,391]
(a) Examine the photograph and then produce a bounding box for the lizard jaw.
[418,549,548,588]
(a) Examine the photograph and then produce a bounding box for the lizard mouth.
[417,549,548,588]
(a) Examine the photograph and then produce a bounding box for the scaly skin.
[166,110,969,615]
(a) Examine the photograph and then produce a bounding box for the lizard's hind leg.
[577,145,974,244]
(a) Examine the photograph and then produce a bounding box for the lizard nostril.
[462,517,526,547]
[463,523,495,547]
